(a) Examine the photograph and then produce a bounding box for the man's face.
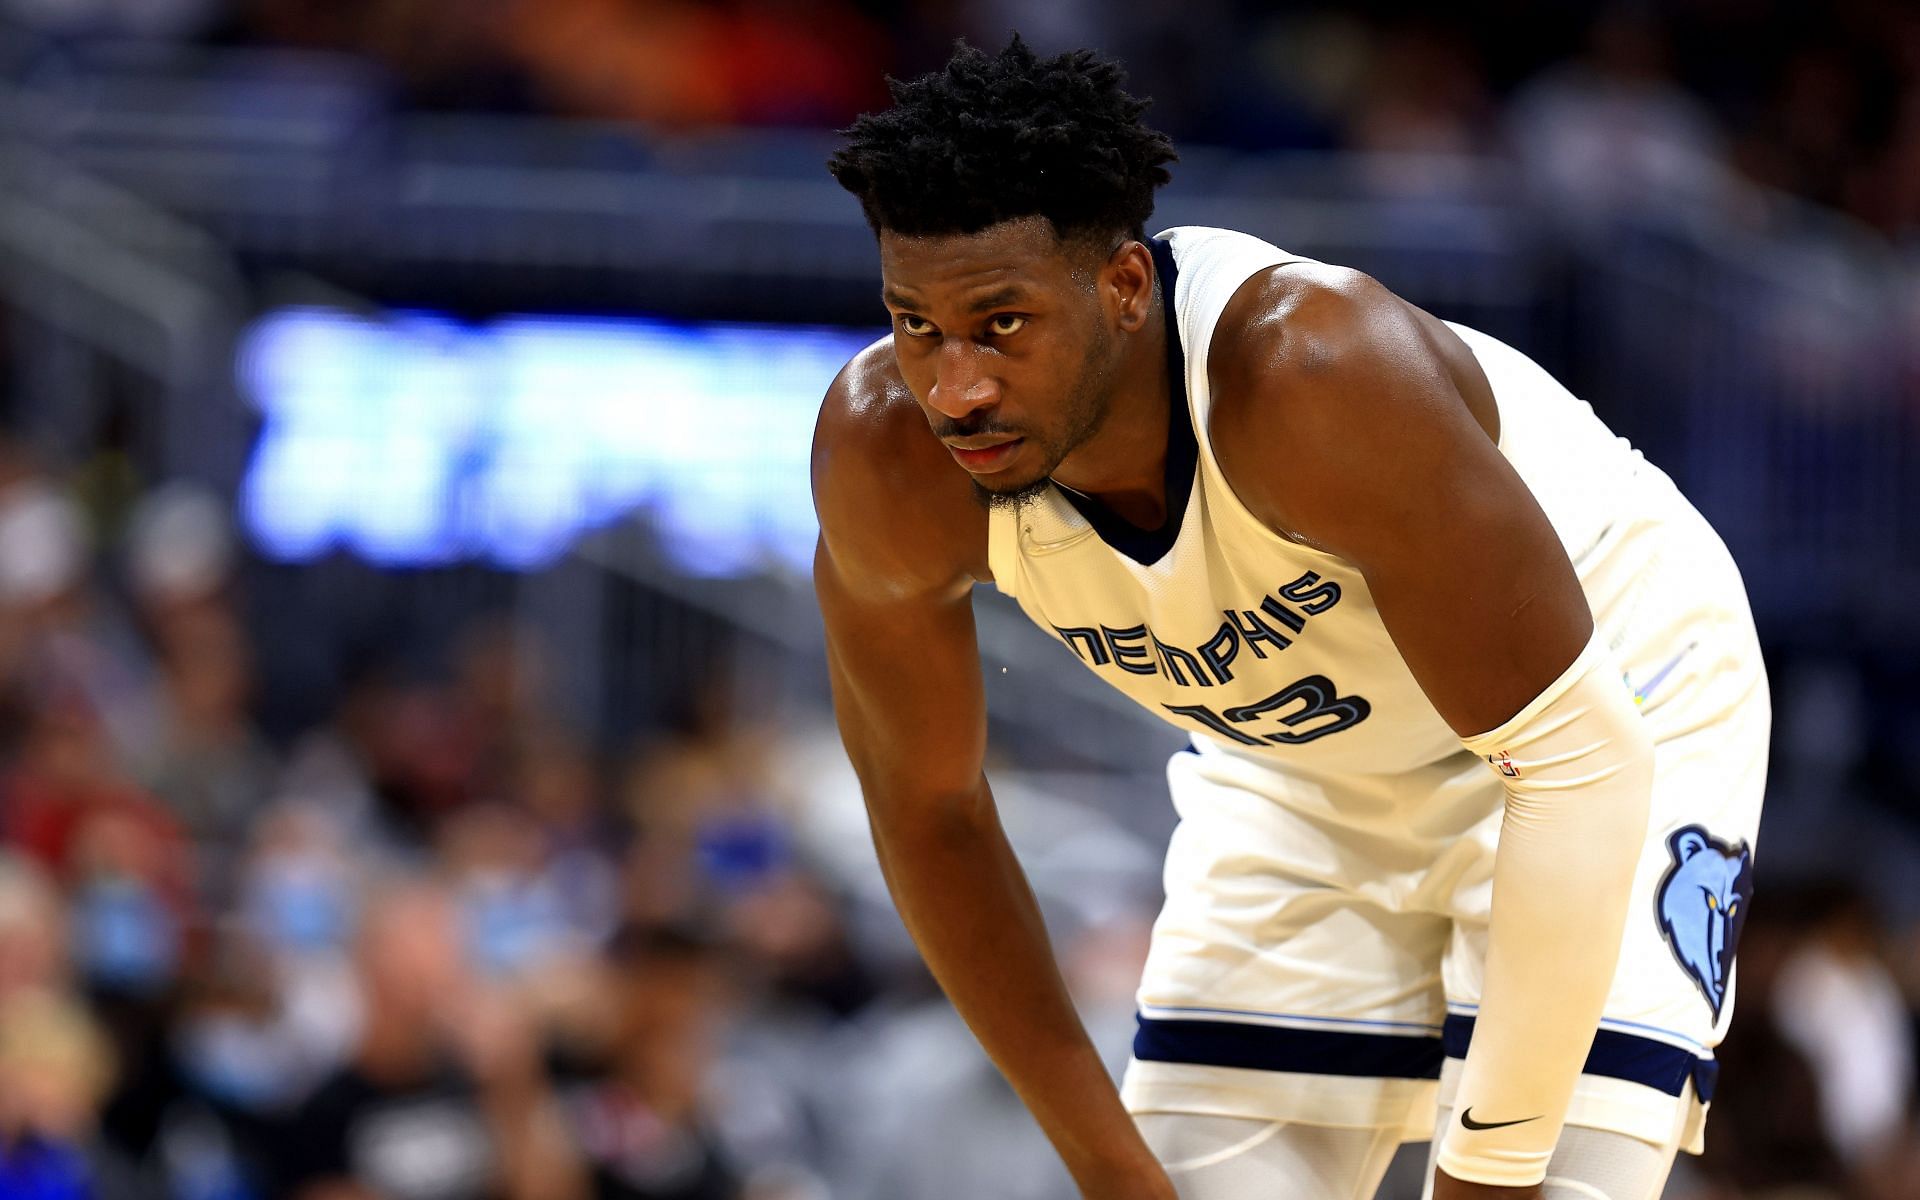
[878,217,1123,507]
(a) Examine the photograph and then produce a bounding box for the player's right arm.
[811,342,1174,1200]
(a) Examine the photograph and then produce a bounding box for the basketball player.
[812,37,1766,1200]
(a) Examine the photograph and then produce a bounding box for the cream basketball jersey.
[986,225,1683,777]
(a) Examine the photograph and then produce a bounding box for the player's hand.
[1431,1167,1543,1199]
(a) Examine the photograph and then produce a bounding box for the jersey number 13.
[1164,674,1372,746]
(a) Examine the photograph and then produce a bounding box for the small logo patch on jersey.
[1488,751,1520,778]
[1654,824,1754,1021]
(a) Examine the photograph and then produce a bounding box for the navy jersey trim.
[1134,1016,1445,1080]
[1133,1014,1718,1102]
[1442,1014,1718,1102]
[1054,236,1197,567]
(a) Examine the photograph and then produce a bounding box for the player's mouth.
[945,437,1024,473]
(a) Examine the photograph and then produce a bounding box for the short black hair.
[828,36,1177,247]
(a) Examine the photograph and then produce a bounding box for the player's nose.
[927,342,1000,420]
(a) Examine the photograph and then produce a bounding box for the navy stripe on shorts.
[1133,1013,1718,1101]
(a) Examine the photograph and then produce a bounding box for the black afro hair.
[827,35,1177,247]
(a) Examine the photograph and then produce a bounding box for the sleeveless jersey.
[986,226,1676,778]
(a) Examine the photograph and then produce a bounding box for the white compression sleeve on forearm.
[1437,630,1656,1188]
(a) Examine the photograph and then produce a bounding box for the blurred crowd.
[0,433,1163,1200]
[0,437,1916,1200]
[1,0,1918,237]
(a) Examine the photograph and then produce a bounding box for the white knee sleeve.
[1136,1114,1400,1200]
[1540,1125,1676,1200]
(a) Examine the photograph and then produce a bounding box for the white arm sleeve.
[1436,630,1656,1188]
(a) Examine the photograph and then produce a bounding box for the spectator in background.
[0,853,69,1003]
[0,988,119,1200]
[282,882,581,1200]
[621,673,791,929]
[1686,894,1851,1199]
[275,666,482,855]
[554,925,740,1200]
[145,927,314,1200]
[442,799,591,982]
[1345,22,1491,157]
[1773,884,1918,1198]
[4,697,193,1001]
[509,728,622,950]
[126,484,275,899]
[233,800,361,1078]
[0,446,158,772]
[1505,4,1735,229]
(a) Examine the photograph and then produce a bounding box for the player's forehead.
[877,216,1081,308]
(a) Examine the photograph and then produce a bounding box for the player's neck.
[1048,295,1175,530]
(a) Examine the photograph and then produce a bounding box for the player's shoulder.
[1210,259,1421,396]
[811,336,951,514]
[811,336,989,594]
[1204,259,1471,545]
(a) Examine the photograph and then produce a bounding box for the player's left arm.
[1211,268,1657,1198]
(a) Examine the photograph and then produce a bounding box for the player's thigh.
[1137,1113,1400,1200]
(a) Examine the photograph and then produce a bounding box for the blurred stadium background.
[0,1,1915,1198]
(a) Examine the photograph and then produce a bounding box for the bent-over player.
[811,37,1767,1200]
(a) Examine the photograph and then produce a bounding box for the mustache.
[931,415,1023,440]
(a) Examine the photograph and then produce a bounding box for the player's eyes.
[987,314,1028,337]
[896,314,937,337]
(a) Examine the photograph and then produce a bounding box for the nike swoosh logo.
[1628,642,1697,706]
[1460,1108,1542,1131]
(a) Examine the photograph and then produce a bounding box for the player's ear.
[1103,240,1155,333]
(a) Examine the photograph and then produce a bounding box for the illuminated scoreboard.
[238,309,879,577]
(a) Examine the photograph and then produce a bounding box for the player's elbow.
[1503,724,1656,884]
[861,779,996,846]
[1476,636,1659,858]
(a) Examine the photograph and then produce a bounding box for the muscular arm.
[1212,267,1591,733]
[1213,272,1656,1195]
[811,344,1172,1199]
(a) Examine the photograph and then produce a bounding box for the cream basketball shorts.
[1120,487,1769,1154]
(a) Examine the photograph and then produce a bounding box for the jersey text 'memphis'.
[1049,571,1343,689]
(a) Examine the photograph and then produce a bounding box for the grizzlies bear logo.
[1655,825,1754,1021]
